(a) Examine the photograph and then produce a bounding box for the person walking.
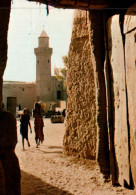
[33,102,44,148]
[20,108,32,150]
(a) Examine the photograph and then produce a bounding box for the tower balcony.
[34,48,53,55]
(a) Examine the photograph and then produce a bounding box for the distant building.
[3,30,67,114]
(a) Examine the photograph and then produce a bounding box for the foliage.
[54,56,68,89]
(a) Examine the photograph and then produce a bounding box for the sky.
[3,0,74,82]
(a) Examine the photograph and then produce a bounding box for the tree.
[54,56,68,89]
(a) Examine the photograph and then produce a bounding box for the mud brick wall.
[0,111,20,194]
[124,5,136,188]
[107,15,130,186]
[63,10,97,159]
[106,5,136,187]
[106,6,136,186]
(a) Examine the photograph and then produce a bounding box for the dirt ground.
[15,118,135,195]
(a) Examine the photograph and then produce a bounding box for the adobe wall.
[3,82,37,112]
[106,4,136,187]
[51,76,65,101]
[0,111,20,194]
[63,10,97,159]
[123,5,136,187]
[107,15,130,186]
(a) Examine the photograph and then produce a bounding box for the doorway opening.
[7,96,17,114]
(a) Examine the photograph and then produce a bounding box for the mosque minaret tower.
[34,30,53,101]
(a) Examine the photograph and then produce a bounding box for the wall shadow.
[48,146,63,149]
[37,148,63,154]
[105,16,119,185]
[21,170,73,195]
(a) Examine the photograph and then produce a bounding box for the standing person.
[49,104,53,112]
[20,108,32,150]
[18,104,21,111]
[33,102,44,148]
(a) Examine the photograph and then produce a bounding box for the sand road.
[15,118,135,195]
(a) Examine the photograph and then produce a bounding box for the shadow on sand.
[37,148,63,154]
[21,170,73,195]
[47,146,63,149]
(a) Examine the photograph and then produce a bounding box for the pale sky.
[3,0,74,82]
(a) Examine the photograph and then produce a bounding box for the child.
[20,108,32,150]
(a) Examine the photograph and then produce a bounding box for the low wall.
[3,81,36,113]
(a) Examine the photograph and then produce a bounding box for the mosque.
[2,30,67,114]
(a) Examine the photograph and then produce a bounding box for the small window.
[57,91,61,99]
[48,60,49,63]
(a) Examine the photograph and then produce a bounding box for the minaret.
[34,30,53,101]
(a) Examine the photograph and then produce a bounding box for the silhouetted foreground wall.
[0,111,20,194]
[0,1,11,110]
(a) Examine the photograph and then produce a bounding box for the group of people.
[20,102,44,150]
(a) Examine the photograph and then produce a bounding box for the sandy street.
[15,118,135,195]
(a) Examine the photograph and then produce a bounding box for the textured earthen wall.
[107,15,130,186]
[124,5,136,187]
[3,82,37,112]
[63,10,97,159]
[106,5,136,187]
[0,111,20,194]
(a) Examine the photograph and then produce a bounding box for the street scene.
[1,0,136,194]
[16,118,134,195]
